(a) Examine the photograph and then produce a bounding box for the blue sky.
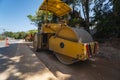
[0,0,42,33]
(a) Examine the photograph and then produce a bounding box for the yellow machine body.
[39,0,71,17]
[49,37,97,61]
[49,36,85,60]
[33,0,99,64]
[39,23,98,61]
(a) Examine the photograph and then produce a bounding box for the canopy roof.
[39,0,72,17]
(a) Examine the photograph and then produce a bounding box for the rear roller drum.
[55,52,79,65]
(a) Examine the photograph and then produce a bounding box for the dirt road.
[0,43,57,80]
[30,46,120,80]
[0,42,120,80]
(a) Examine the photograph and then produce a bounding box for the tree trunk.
[81,0,90,32]
[85,0,90,32]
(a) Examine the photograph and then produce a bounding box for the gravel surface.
[29,45,120,80]
[98,38,120,62]
[0,43,58,80]
[99,46,120,61]
[0,41,120,80]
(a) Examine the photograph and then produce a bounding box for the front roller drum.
[55,52,79,65]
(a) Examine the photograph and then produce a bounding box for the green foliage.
[12,32,19,39]
[27,0,120,39]
[27,1,88,29]
[64,0,93,31]
[0,34,5,40]
[93,0,120,38]
[25,29,38,41]
[4,32,14,38]
[27,10,53,27]
[3,30,37,39]
[18,32,27,39]
[27,29,38,36]
[4,31,27,39]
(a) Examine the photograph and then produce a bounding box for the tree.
[63,0,93,31]
[18,32,27,39]
[12,32,19,39]
[113,0,120,37]
[25,30,38,41]
[27,30,38,36]
[93,0,120,38]
[0,34,5,40]
[4,31,13,37]
[27,10,53,27]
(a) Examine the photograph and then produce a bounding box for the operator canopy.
[39,0,72,17]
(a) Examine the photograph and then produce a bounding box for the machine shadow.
[30,46,95,80]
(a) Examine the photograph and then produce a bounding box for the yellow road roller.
[33,0,99,65]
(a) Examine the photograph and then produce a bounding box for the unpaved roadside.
[0,43,58,80]
[98,41,120,62]
[28,43,120,80]
[99,46,120,61]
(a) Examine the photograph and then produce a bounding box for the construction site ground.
[0,39,120,80]
[28,38,120,80]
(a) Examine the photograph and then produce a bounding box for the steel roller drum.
[72,28,93,43]
[55,26,93,65]
[56,26,93,43]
